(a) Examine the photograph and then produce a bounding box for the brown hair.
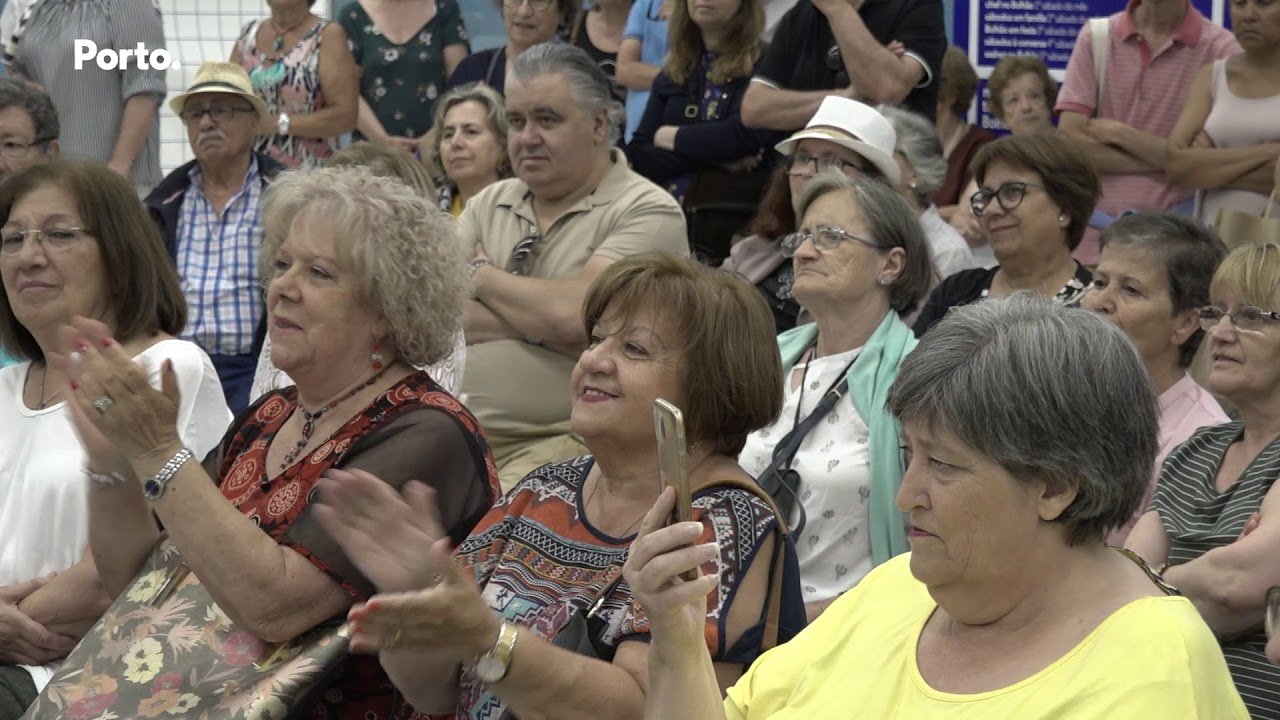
[582,253,783,456]
[0,160,186,361]
[938,46,979,118]
[328,141,438,198]
[970,133,1099,251]
[987,55,1057,124]
[663,0,764,85]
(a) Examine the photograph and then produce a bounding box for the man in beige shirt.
[459,42,688,490]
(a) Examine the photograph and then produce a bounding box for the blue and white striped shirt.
[175,157,264,357]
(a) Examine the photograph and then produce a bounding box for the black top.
[573,17,625,104]
[911,262,1094,337]
[626,66,779,184]
[754,0,946,122]
[448,46,507,94]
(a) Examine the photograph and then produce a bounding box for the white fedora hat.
[169,61,269,119]
[774,96,900,186]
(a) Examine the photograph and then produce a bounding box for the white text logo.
[73,40,179,70]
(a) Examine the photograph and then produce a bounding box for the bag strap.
[1089,17,1108,115]
[1266,191,1278,219]
[700,476,790,652]
[485,47,504,87]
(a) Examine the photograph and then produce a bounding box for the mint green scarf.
[775,311,916,566]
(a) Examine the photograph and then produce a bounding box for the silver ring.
[92,396,114,413]
[68,351,83,365]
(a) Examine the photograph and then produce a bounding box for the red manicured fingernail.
[69,380,79,390]
[74,340,87,352]
[100,338,112,348]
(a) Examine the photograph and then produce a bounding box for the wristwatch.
[473,621,518,684]
[142,447,194,501]
[276,112,291,136]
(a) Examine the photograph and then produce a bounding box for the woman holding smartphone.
[312,254,805,718]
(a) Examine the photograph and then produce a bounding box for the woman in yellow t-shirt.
[625,294,1249,719]
[424,82,513,216]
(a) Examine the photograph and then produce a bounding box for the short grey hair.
[1100,212,1227,368]
[0,78,58,144]
[795,171,934,315]
[259,166,466,367]
[510,42,624,145]
[878,105,947,206]
[887,294,1158,546]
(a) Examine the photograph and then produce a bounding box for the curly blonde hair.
[259,167,465,366]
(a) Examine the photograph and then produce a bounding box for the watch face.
[143,479,162,499]
[474,656,504,683]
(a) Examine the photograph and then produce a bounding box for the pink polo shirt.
[1108,372,1229,545]
[1057,1,1240,265]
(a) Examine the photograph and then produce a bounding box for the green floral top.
[339,0,470,140]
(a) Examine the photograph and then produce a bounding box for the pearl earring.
[371,340,385,371]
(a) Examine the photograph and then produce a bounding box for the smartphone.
[654,398,698,582]
[1267,586,1280,640]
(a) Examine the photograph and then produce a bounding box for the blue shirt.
[623,0,669,142]
[175,157,265,357]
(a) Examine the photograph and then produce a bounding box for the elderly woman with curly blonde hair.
[249,141,468,401]
[44,166,500,719]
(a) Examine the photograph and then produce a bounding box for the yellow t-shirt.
[725,554,1247,719]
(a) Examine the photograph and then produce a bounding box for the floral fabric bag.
[21,538,349,720]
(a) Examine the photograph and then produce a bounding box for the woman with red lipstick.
[37,166,499,719]
[311,254,805,719]
[630,294,1249,719]
[0,160,230,719]
[912,132,1097,337]
[1127,241,1280,717]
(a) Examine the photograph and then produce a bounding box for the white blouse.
[739,347,872,604]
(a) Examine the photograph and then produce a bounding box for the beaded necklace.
[276,365,391,472]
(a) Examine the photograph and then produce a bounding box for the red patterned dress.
[213,371,500,719]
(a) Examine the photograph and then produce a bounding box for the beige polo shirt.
[458,149,688,458]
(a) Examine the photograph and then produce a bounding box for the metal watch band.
[473,621,518,684]
[83,468,129,487]
[142,447,194,501]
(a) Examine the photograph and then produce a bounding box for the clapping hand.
[48,317,183,469]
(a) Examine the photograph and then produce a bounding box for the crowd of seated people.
[1,0,1280,717]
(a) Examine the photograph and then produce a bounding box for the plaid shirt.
[175,157,265,357]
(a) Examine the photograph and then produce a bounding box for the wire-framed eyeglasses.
[1198,305,1280,333]
[780,226,887,257]
[0,227,91,256]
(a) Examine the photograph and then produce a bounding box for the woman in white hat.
[721,97,902,333]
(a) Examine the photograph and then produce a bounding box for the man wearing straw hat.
[145,61,285,413]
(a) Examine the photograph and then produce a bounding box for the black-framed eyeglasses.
[178,105,257,127]
[1198,305,1280,333]
[0,137,52,160]
[502,0,555,11]
[785,152,865,177]
[0,226,90,256]
[1267,586,1280,641]
[969,181,1049,217]
[780,226,887,257]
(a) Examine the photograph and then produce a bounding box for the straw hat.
[169,62,268,119]
[774,97,900,186]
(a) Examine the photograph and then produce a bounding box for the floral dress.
[235,19,336,169]
[339,0,469,141]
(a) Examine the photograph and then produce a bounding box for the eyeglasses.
[780,226,886,257]
[969,181,1049,217]
[0,227,90,256]
[1198,305,1280,333]
[1267,586,1280,641]
[178,105,257,127]
[785,152,864,177]
[825,44,849,87]
[502,0,555,11]
[0,138,51,161]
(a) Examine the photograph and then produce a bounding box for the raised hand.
[314,470,450,594]
[345,541,499,662]
[57,317,183,464]
[622,488,719,642]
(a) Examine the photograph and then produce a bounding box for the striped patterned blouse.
[1149,422,1280,718]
